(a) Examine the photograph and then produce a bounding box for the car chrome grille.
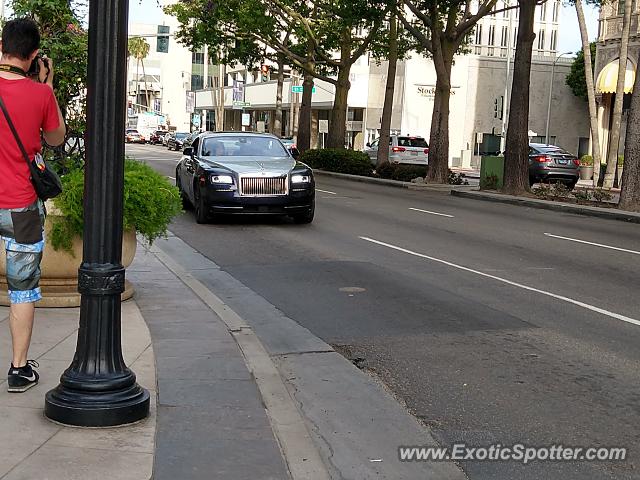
[240,177,287,196]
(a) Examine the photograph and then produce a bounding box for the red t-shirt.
[0,77,60,208]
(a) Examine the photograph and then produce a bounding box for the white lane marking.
[544,233,640,256]
[360,236,640,327]
[316,189,337,195]
[167,176,175,181]
[409,207,454,218]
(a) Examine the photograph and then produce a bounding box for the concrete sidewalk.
[0,302,156,480]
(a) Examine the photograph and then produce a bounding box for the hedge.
[300,149,373,176]
[376,163,428,182]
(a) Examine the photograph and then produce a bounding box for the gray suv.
[529,143,580,189]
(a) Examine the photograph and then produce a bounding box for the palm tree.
[128,37,152,112]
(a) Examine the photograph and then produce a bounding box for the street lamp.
[545,51,573,145]
[45,0,150,426]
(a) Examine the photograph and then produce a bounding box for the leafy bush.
[592,188,613,203]
[618,154,624,166]
[51,159,183,252]
[580,155,593,166]
[448,171,469,185]
[377,163,428,182]
[300,149,373,176]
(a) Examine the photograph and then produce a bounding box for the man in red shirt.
[0,18,65,392]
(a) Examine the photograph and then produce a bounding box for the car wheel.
[193,186,209,224]
[292,203,315,224]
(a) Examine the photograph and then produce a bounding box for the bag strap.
[0,93,32,168]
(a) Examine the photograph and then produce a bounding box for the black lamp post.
[44,0,150,426]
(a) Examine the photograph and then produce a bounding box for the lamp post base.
[45,384,150,427]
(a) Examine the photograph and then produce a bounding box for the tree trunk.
[274,53,285,137]
[326,66,351,149]
[426,39,454,184]
[377,8,398,167]
[141,60,151,112]
[502,0,536,195]
[297,70,314,152]
[135,60,140,111]
[574,0,602,186]
[603,0,633,188]
[619,74,640,211]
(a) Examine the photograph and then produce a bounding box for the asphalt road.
[128,143,640,480]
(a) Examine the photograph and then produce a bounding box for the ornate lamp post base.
[45,382,149,427]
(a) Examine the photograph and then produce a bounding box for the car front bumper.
[202,186,315,215]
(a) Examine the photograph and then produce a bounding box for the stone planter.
[579,165,594,181]
[0,213,136,308]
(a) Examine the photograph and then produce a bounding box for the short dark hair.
[1,18,40,60]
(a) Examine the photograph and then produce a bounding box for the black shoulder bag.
[0,93,63,201]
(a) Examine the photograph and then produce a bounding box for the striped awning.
[596,59,636,94]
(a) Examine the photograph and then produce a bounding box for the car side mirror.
[183,147,193,157]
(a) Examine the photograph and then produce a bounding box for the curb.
[451,189,640,224]
[314,169,475,192]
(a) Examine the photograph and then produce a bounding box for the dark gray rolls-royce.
[176,132,315,224]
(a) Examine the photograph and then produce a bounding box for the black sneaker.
[7,360,39,393]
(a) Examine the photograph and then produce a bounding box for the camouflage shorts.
[0,200,46,304]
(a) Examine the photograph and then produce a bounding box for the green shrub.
[51,159,183,253]
[300,149,373,176]
[376,163,428,182]
[618,154,624,166]
[480,174,499,190]
[448,170,470,185]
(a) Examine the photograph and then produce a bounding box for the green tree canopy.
[566,42,596,100]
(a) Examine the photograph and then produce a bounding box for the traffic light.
[261,64,270,82]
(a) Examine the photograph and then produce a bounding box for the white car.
[364,135,429,165]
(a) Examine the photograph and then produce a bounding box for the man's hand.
[37,56,53,87]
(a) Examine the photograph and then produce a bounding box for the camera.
[27,52,49,78]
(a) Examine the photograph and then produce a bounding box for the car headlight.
[291,174,311,183]
[211,174,233,184]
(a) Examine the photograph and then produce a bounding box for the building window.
[503,2,509,17]
[488,25,496,45]
[552,1,560,21]
[550,30,557,51]
[513,27,518,47]
[617,0,636,14]
[191,51,204,65]
[540,2,547,20]
[537,29,545,50]
[475,25,483,44]
[501,25,508,47]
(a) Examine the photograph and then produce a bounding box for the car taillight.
[535,155,552,163]
[392,146,406,153]
[424,148,429,154]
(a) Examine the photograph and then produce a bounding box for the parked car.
[176,132,315,224]
[529,143,580,189]
[280,137,300,159]
[166,132,191,151]
[149,130,168,145]
[125,129,145,144]
[364,135,429,165]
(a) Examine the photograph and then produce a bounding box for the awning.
[596,59,636,94]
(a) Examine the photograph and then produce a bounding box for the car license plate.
[558,159,568,165]
[411,151,418,156]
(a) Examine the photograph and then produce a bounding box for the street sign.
[319,119,329,134]
[185,91,195,113]
[292,86,317,94]
[192,114,201,128]
[232,101,251,110]
[242,113,251,127]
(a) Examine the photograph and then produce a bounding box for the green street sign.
[291,86,316,94]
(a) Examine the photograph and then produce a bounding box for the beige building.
[594,0,639,160]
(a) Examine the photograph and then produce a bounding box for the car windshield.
[534,145,572,155]
[201,136,288,158]
[398,137,428,148]
[127,130,139,134]
[175,133,189,139]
